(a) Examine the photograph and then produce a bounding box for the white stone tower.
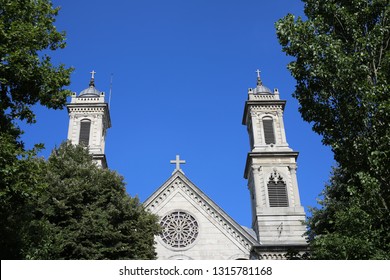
[66,71,111,168]
[242,70,307,258]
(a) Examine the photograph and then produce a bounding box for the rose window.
[160,211,199,248]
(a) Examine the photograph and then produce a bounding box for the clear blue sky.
[21,0,334,227]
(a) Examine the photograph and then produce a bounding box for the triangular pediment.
[144,171,259,259]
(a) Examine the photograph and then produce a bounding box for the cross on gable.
[170,155,186,174]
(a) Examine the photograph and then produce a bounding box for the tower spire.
[67,71,111,168]
[89,70,96,87]
[243,70,307,257]
[255,69,262,86]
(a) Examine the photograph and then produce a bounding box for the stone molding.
[251,244,309,260]
[144,172,260,252]
[248,94,279,101]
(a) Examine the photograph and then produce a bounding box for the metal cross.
[170,155,186,172]
[90,70,96,79]
[255,69,261,78]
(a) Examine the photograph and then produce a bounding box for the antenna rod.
[109,73,113,108]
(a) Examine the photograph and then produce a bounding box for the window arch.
[267,171,288,207]
[79,119,91,145]
[262,117,275,144]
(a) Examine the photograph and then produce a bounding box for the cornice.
[242,99,286,125]
[66,103,111,128]
[243,151,299,179]
[144,171,260,251]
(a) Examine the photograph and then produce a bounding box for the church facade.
[66,71,308,260]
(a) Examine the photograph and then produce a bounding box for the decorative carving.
[269,169,285,184]
[268,169,289,207]
[248,105,284,113]
[147,178,253,250]
[249,94,277,101]
[258,253,285,260]
[262,111,277,116]
[160,211,199,248]
[288,165,297,173]
[249,109,258,117]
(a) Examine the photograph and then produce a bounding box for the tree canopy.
[0,0,73,137]
[27,143,160,260]
[0,133,46,259]
[1,142,160,259]
[276,0,390,259]
[0,0,73,259]
[0,1,160,259]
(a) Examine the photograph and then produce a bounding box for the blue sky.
[21,0,334,227]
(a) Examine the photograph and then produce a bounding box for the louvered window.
[263,118,275,144]
[79,120,91,145]
[268,180,289,207]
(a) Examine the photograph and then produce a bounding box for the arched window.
[79,119,91,145]
[263,117,275,144]
[267,171,288,207]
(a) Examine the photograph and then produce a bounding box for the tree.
[0,0,73,138]
[0,0,73,259]
[26,142,160,259]
[276,0,390,259]
[0,134,46,259]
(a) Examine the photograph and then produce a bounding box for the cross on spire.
[89,70,96,87]
[255,69,262,86]
[170,155,186,173]
[90,70,96,79]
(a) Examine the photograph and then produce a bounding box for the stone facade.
[66,76,111,168]
[66,71,308,259]
[144,171,260,260]
[242,73,307,258]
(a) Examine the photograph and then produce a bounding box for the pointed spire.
[255,69,262,86]
[89,70,96,87]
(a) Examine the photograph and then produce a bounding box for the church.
[66,70,308,260]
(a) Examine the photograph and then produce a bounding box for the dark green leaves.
[32,142,161,260]
[0,0,73,134]
[276,0,390,259]
[0,141,160,259]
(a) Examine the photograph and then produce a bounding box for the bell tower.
[66,71,111,168]
[242,70,307,257]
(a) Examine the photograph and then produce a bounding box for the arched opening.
[262,117,275,144]
[79,119,91,145]
[267,171,288,207]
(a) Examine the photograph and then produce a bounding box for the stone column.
[277,110,288,145]
[289,164,301,206]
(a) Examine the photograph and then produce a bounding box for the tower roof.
[79,70,102,97]
[254,69,272,94]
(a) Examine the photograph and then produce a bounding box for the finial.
[90,70,96,79]
[255,69,262,86]
[170,155,186,174]
[89,70,96,87]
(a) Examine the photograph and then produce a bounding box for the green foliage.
[307,167,390,259]
[0,0,74,259]
[276,0,390,259]
[1,138,160,260]
[0,0,73,136]
[0,1,159,259]
[26,142,160,259]
[0,132,46,259]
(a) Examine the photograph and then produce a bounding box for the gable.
[144,171,259,260]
